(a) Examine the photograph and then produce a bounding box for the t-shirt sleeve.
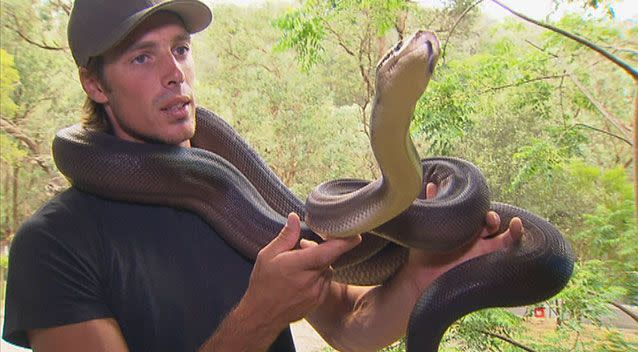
[2,204,112,347]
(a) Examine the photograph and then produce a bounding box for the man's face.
[88,12,197,147]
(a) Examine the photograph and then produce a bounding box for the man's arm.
[24,213,358,352]
[28,319,129,352]
[306,184,524,352]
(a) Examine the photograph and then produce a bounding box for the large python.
[53,31,574,351]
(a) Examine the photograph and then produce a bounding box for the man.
[2,0,523,351]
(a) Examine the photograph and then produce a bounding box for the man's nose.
[162,55,185,88]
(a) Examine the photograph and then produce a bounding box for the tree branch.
[610,301,638,324]
[5,13,67,51]
[568,74,632,141]
[573,123,632,146]
[491,0,638,80]
[394,8,408,41]
[478,329,537,352]
[51,0,72,16]
[441,0,484,63]
[322,20,357,57]
[480,74,567,94]
[601,45,637,56]
[0,117,41,154]
[0,117,56,177]
[524,39,559,58]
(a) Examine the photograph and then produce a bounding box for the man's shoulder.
[23,187,102,226]
[12,188,110,248]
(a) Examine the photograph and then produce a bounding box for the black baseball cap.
[68,0,212,67]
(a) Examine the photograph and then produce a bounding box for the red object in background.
[533,307,546,318]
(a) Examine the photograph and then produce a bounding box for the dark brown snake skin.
[52,31,574,351]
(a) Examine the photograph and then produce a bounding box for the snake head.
[375,30,440,104]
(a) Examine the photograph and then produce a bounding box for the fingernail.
[287,212,296,227]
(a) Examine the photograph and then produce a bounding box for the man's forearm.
[199,298,287,352]
[307,261,431,352]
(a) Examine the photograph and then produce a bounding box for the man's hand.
[407,183,524,291]
[244,213,361,328]
[200,213,360,351]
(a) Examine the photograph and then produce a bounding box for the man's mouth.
[161,97,191,116]
[163,102,189,113]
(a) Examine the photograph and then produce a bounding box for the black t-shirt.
[3,187,295,351]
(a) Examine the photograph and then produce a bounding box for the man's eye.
[175,46,190,56]
[133,54,149,64]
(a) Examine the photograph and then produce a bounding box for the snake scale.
[53,31,574,351]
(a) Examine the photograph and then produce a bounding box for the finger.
[300,239,319,249]
[261,213,302,257]
[480,211,501,238]
[298,235,362,270]
[426,182,438,199]
[488,217,524,248]
[508,217,524,243]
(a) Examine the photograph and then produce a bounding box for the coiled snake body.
[53,31,574,351]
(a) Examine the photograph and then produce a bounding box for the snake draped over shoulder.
[53,30,574,351]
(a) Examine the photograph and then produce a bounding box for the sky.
[210,0,638,22]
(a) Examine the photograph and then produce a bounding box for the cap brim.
[85,1,212,66]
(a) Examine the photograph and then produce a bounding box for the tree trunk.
[2,163,9,233]
[12,165,19,231]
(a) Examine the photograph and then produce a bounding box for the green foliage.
[510,138,568,191]
[274,0,408,71]
[1,0,79,237]
[274,10,326,71]
[568,163,638,302]
[0,254,7,270]
[0,49,20,117]
[557,260,627,324]
[413,69,475,155]
[379,338,407,352]
[0,134,28,166]
[543,14,621,53]
[197,4,373,197]
[444,308,523,351]
[594,330,637,352]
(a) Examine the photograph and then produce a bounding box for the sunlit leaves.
[556,260,627,324]
[274,10,326,71]
[274,0,409,71]
[0,49,20,118]
[451,309,523,351]
[510,138,569,191]
[413,70,475,155]
[0,134,27,166]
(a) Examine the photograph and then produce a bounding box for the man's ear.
[79,67,109,104]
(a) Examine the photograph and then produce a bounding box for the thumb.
[262,213,301,257]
